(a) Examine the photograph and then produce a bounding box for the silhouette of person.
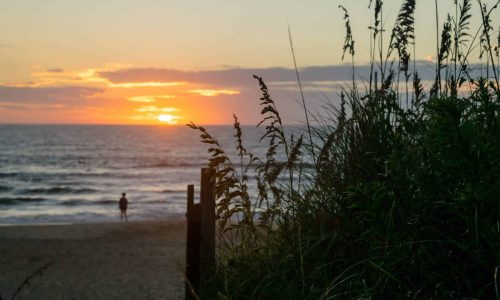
[119,192,128,222]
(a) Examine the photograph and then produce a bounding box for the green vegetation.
[190,0,500,298]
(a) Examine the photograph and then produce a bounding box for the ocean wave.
[142,199,169,204]
[58,199,83,206]
[59,199,116,206]
[0,172,17,178]
[0,171,114,181]
[129,161,315,170]
[158,189,185,194]
[0,168,202,182]
[17,187,98,195]
[123,162,205,169]
[0,197,47,205]
[58,199,167,206]
[0,186,12,192]
[95,199,117,205]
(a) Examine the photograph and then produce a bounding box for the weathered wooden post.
[185,184,200,299]
[200,168,216,283]
[185,168,216,299]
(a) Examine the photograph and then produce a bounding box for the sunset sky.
[0,0,498,125]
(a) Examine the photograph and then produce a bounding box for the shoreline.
[0,219,186,299]
[0,218,183,227]
[0,222,75,227]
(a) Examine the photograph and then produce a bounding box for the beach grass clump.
[190,0,500,298]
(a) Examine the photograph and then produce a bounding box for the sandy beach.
[0,220,186,300]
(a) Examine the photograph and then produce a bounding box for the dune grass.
[190,0,500,298]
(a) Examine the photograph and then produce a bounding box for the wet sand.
[0,220,186,300]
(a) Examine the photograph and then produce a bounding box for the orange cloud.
[10,64,128,88]
[135,106,178,113]
[108,81,185,88]
[188,89,240,97]
[128,95,176,103]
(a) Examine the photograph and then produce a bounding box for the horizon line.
[0,122,308,127]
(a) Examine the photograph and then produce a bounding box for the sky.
[0,0,498,125]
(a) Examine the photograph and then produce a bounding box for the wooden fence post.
[200,168,216,284]
[185,168,216,299]
[185,184,200,299]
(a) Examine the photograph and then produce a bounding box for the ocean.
[0,124,271,225]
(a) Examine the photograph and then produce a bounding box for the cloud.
[46,68,65,73]
[94,62,446,105]
[135,106,178,113]
[108,81,185,88]
[94,65,378,124]
[0,86,104,107]
[99,67,296,86]
[189,89,240,97]
[128,95,176,103]
[98,62,440,88]
[3,61,477,124]
[0,102,65,111]
[0,42,12,49]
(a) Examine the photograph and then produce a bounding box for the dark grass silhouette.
[189,1,500,298]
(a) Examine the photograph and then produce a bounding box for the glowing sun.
[158,114,179,125]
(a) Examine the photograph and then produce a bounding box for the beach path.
[0,220,186,300]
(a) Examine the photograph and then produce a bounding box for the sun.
[158,114,179,125]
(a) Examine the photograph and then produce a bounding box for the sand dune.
[0,220,186,300]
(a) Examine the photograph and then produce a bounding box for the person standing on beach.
[119,192,128,222]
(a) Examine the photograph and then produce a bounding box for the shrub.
[190,1,500,298]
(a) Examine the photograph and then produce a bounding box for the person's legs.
[124,210,128,222]
[120,210,124,222]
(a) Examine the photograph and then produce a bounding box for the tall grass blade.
[287,23,315,163]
